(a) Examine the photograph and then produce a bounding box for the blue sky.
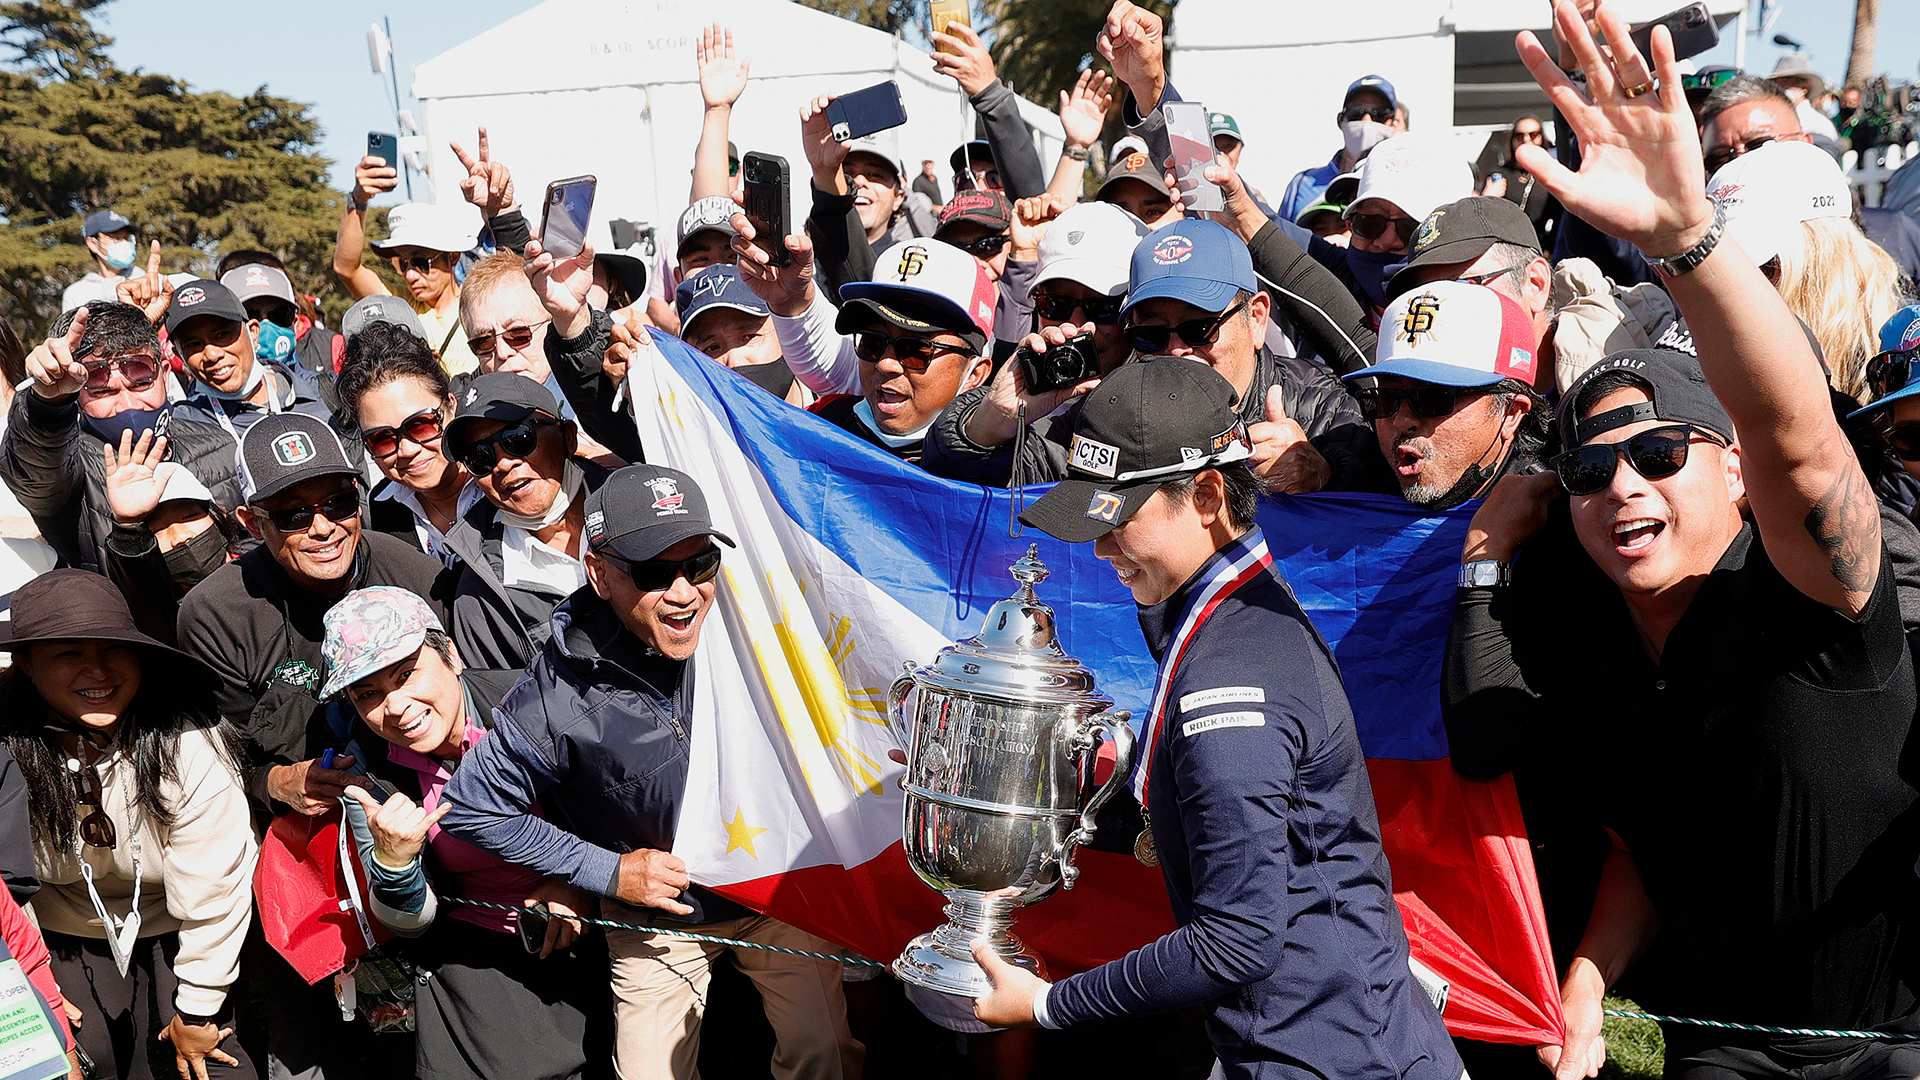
[97,0,1919,202]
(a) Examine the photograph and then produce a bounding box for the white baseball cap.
[1034,202,1153,297]
[369,201,483,255]
[845,132,906,185]
[836,238,997,345]
[1344,134,1475,225]
[1344,280,1539,389]
[1708,138,1852,267]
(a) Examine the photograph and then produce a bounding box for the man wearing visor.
[970,359,1460,1080]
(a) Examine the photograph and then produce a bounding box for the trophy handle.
[886,663,918,754]
[1057,709,1134,890]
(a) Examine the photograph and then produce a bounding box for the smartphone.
[930,0,970,55]
[1163,102,1224,213]
[367,131,398,171]
[824,81,908,143]
[1628,2,1718,63]
[516,905,550,955]
[541,175,597,259]
[742,151,793,268]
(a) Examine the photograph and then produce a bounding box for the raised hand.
[730,212,816,317]
[1246,385,1331,494]
[1095,1,1167,109]
[347,784,450,868]
[799,94,850,193]
[1059,69,1116,151]
[352,154,400,207]
[1512,0,1710,258]
[26,305,90,401]
[103,429,178,526]
[696,23,751,110]
[450,127,516,221]
[1010,193,1066,260]
[966,328,1101,449]
[930,21,997,98]
[522,238,597,340]
[115,242,175,325]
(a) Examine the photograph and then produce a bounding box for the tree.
[0,0,344,336]
[797,0,924,37]
[1845,0,1878,91]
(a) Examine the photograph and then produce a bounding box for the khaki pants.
[605,914,863,1080]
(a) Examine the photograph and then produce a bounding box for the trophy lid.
[913,546,1111,706]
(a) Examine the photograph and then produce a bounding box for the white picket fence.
[1847,141,1920,209]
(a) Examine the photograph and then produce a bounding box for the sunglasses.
[1511,128,1546,144]
[1351,384,1482,422]
[603,545,724,593]
[952,169,1003,193]
[1683,69,1740,93]
[260,489,362,533]
[1340,105,1394,124]
[1865,347,1920,402]
[1032,293,1125,326]
[455,417,556,475]
[396,254,444,275]
[69,756,116,849]
[853,332,974,371]
[1551,424,1715,496]
[1703,133,1808,175]
[1884,425,1920,462]
[361,408,444,457]
[1125,299,1248,354]
[83,353,160,393]
[466,321,549,357]
[1456,265,1523,288]
[951,233,1010,259]
[1348,212,1418,242]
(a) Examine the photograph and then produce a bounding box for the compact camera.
[1016,331,1101,394]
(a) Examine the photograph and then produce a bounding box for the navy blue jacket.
[1046,529,1459,1080]
[438,587,744,923]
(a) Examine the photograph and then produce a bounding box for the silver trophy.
[887,546,1135,997]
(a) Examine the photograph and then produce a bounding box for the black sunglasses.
[1125,299,1248,354]
[1340,105,1394,124]
[1551,424,1714,496]
[1032,292,1125,326]
[1349,212,1418,242]
[853,332,974,372]
[360,408,444,457]
[261,489,362,533]
[1865,347,1920,402]
[396,254,443,275]
[466,322,548,357]
[1703,134,1806,175]
[1457,264,1523,288]
[951,233,1010,259]
[69,756,116,849]
[1884,425,1920,462]
[1351,384,1482,422]
[603,545,724,593]
[455,417,557,475]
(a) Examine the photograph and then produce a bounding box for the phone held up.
[1628,2,1718,64]
[824,81,909,143]
[367,131,399,173]
[742,151,793,268]
[930,0,970,56]
[541,175,597,260]
[1162,101,1224,214]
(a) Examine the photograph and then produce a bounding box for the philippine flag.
[627,331,1562,1046]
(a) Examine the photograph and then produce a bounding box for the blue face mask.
[80,404,168,447]
[1345,247,1408,309]
[255,320,295,364]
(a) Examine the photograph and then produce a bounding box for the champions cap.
[1034,202,1153,297]
[1019,359,1252,543]
[1347,280,1538,390]
[676,196,740,256]
[319,586,443,700]
[1344,134,1474,225]
[236,413,359,503]
[836,239,997,347]
[585,465,735,562]
[1557,349,1735,451]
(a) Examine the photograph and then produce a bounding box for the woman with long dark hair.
[0,569,257,1080]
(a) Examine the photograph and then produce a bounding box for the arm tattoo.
[1804,464,1878,594]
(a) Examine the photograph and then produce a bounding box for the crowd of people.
[3,1,1920,1078]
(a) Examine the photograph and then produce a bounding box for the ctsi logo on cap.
[1086,490,1125,522]
[646,475,686,513]
[272,431,315,466]
[177,286,207,308]
[1069,434,1120,478]
[1150,235,1195,266]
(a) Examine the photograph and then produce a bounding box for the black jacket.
[543,309,647,466]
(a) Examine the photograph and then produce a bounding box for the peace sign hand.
[451,127,517,220]
[115,242,175,325]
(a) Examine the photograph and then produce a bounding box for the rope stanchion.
[441,896,890,969]
[1603,1009,1920,1041]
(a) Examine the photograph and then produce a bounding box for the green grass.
[1599,996,1665,1079]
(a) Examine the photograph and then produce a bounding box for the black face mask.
[738,359,795,399]
[162,525,227,595]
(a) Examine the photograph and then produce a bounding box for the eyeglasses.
[1865,347,1920,402]
[1511,128,1546,144]
[1032,293,1125,326]
[466,321,550,357]
[1550,424,1716,496]
[853,332,975,371]
[396,254,443,275]
[1349,213,1418,242]
[68,755,116,849]
[1703,133,1809,175]
[1340,105,1394,124]
[1682,68,1740,93]
[1350,384,1483,422]
[360,408,445,457]
[82,353,160,393]
[1124,299,1248,354]
[602,545,724,593]
[455,417,557,475]
[1456,264,1523,288]
[260,489,362,533]
[951,233,1010,259]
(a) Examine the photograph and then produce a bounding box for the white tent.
[412,0,1063,261]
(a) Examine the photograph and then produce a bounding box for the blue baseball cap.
[675,265,770,335]
[1345,75,1398,109]
[83,209,132,238]
[1848,305,1920,421]
[1124,221,1255,316]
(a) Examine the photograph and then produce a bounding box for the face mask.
[198,354,267,402]
[738,359,795,399]
[163,524,227,594]
[104,239,137,271]
[498,458,584,532]
[81,404,168,447]
[1344,247,1407,309]
[1341,119,1391,161]
[255,320,295,364]
[853,399,933,448]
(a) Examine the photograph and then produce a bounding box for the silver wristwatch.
[1458,560,1514,588]
[1643,202,1725,277]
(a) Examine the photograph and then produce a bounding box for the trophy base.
[891,892,1040,998]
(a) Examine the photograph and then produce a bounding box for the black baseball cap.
[585,465,736,562]
[1387,197,1541,299]
[1557,348,1735,452]
[442,372,563,461]
[237,413,360,503]
[1019,359,1252,543]
[164,279,250,336]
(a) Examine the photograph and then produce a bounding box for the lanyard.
[1131,531,1273,806]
